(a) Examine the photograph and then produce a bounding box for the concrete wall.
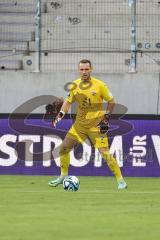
[0,71,159,114]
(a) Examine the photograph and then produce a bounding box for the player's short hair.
[79,59,92,68]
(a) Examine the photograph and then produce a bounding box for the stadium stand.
[0,0,159,72]
[0,0,45,70]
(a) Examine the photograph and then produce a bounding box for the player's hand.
[44,98,63,124]
[52,111,65,127]
[97,112,110,134]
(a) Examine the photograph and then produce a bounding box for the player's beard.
[81,74,90,82]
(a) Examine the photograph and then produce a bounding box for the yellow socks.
[102,151,123,181]
[59,147,70,177]
[59,146,123,181]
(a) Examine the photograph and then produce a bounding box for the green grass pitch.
[0,176,160,240]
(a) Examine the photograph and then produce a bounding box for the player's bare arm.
[60,100,71,114]
[53,100,71,127]
[106,98,115,116]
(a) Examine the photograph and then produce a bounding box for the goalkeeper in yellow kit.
[49,59,127,189]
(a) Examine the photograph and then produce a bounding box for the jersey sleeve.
[101,83,114,102]
[65,90,75,103]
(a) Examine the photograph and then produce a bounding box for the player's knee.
[101,151,111,160]
[98,147,110,156]
[59,145,71,155]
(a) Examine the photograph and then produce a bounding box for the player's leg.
[98,147,127,189]
[49,136,78,187]
[88,129,127,189]
[60,136,78,178]
[49,124,87,187]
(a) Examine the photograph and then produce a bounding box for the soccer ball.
[63,176,80,192]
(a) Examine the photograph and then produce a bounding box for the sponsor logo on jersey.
[90,91,96,96]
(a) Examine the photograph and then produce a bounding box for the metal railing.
[0,0,159,73]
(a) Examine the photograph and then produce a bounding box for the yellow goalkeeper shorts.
[66,123,108,148]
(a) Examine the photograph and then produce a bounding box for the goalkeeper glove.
[97,112,110,134]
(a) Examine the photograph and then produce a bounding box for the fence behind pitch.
[0,0,159,73]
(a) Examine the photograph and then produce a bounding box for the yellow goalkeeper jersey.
[66,77,114,128]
